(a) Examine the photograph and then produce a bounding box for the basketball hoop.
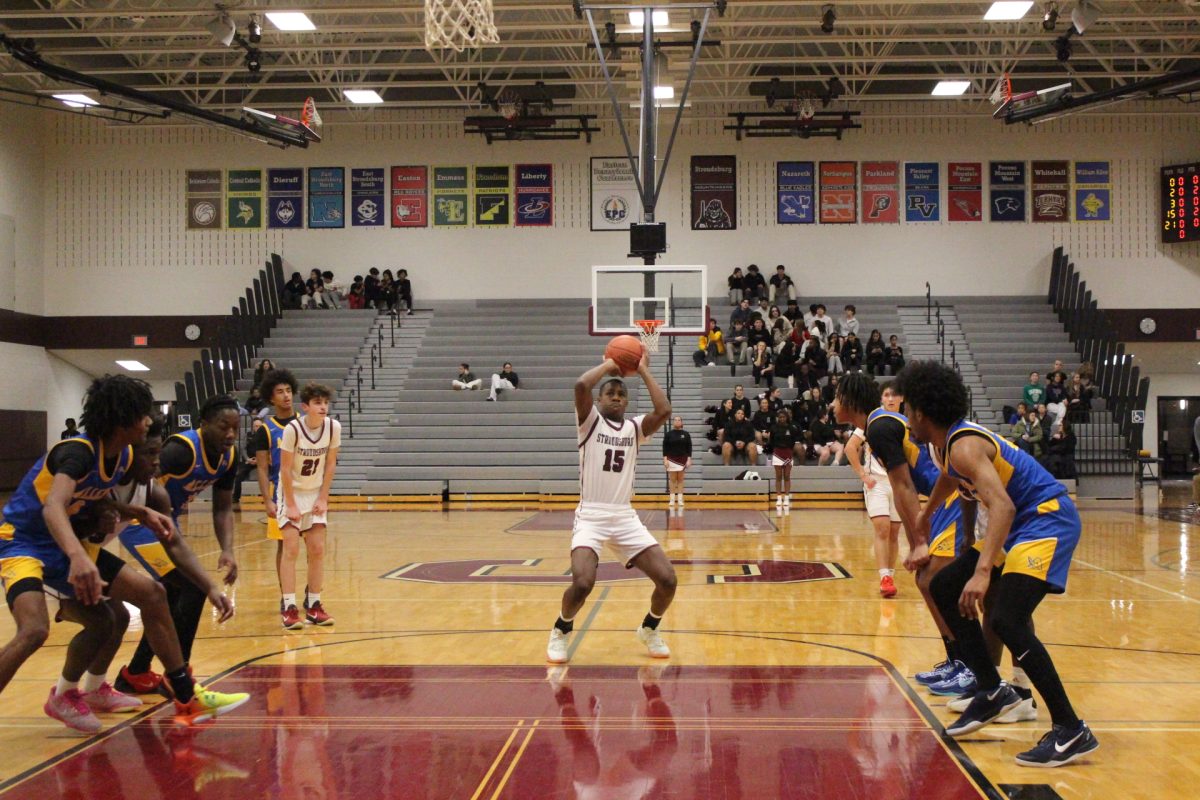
[496,89,521,121]
[301,97,322,132]
[635,320,665,353]
[425,0,499,52]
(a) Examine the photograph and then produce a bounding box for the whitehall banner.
[473,165,511,226]
[390,166,427,228]
[904,162,940,222]
[186,169,222,230]
[308,167,345,228]
[267,168,303,229]
[1074,161,1111,222]
[1031,161,1070,222]
[350,168,386,227]
[776,161,815,224]
[591,157,639,231]
[860,161,899,224]
[819,161,857,224]
[690,155,737,230]
[515,164,553,227]
[989,162,1026,222]
[433,166,470,226]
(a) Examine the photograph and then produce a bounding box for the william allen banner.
[777,161,815,224]
[691,155,736,230]
[591,157,639,231]
[904,162,940,222]
[1074,161,1110,222]
[390,166,427,228]
[819,161,857,224]
[308,167,345,228]
[947,162,983,222]
[350,168,385,227]
[1031,161,1070,222]
[989,161,1026,223]
[267,168,303,229]
[515,164,553,227]
[860,161,898,224]
[186,169,222,230]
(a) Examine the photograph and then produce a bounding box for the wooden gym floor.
[0,485,1197,799]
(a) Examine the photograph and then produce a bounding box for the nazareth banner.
[904,162,940,222]
[691,155,736,230]
[350,168,386,227]
[591,156,640,231]
[515,164,553,227]
[226,169,263,230]
[776,161,815,224]
[308,167,345,228]
[433,166,469,226]
[1074,161,1111,222]
[390,166,427,228]
[819,161,857,224]
[860,161,899,224]
[989,161,1026,223]
[947,162,983,222]
[473,165,511,226]
[267,168,303,229]
[186,169,222,230]
[1031,161,1070,222]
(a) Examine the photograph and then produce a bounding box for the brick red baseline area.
[5,665,983,799]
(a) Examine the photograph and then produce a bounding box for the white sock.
[56,676,80,695]
[1011,666,1031,689]
[80,671,106,693]
[282,593,297,609]
[879,569,895,578]
[307,591,321,605]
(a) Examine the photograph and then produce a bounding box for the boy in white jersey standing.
[547,347,675,663]
[278,383,341,630]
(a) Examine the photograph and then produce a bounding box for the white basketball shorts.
[864,478,900,522]
[275,488,328,533]
[571,504,660,568]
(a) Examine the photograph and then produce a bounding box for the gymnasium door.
[1157,396,1200,477]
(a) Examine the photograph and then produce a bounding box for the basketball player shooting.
[547,343,676,663]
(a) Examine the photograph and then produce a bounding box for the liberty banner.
[947,163,983,222]
[267,168,303,229]
[1032,161,1070,222]
[1074,161,1111,222]
[473,165,511,226]
[350,168,386,227]
[691,155,737,230]
[515,164,553,227]
[819,161,857,224]
[390,166,427,228]
[591,157,639,231]
[776,161,815,224]
[904,163,940,222]
[226,169,263,230]
[186,169,222,230]
[433,166,470,226]
[308,167,345,228]
[860,161,899,224]
[989,162,1026,223]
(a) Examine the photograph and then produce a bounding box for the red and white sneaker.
[83,682,143,713]
[115,664,167,696]
[879,575,898,598]
[304,601,334,626]
[44,687,102,734]
[281,605,303,630]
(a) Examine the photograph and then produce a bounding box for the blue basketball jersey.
[935,419,1066,509]
[864,408,942,496]
[263,415,296,487]
[160,429,236,519]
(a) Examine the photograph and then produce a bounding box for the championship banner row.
[185,165,553,230]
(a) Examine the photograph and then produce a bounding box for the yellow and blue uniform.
[865,408,965,557]
[119,430,236,579]
[261,415,296,541]
[0,437,131,602]
[938,418,1079,593]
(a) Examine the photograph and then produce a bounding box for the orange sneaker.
[115,665,168,696]
[880,575,898,598]
[304,600,334,626]
[281,605,303,630]
[173,685,251,726]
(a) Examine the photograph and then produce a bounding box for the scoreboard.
[1161,161,1200,243]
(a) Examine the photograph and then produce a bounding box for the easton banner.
[308,167,345,228]
[433,166,469,226]
[473,165,511,226]
[860,161,899,224]
[904,162,940,222]
[776,161,815,224]
[989,161,1026,222]
[515,163,553,227]
[691,155,736,230]
[350,168,386,227]
[1032,161,1071,222]
[390,166,427,228]
[819,161,857,223]
[226,169,263,230]
[267,168,303,229]
[1074,161,1111,222]
[185,169,222,230]
[947,162,983,222]
[591,156,639,231]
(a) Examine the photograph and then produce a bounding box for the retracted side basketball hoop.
[425,0,499,51]
[636,319,665,353]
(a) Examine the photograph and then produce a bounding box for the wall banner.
[819,161,857,224]
[186,169,222,230]
[1074,161,1111,222]
[226,169,263,230]
[591,156,640,231]
[776,161,815,224]
[432,166,469,227]
[515,164,553,227]
[690,155,737,230]
[350,168,386,227]
[1031,160,1070,222]
[989,161,1026,223]
[947,162,983,222]
[904,162,940,222]
[267,168,303,229]
[860,161,899,224]
[390,166,427,228]
[473,165,511,226]
[308,167,345,228]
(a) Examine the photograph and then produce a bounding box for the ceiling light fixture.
[984,1,1034,21]
[204,14,236,46]
[265,12,316,31]
[820,4,836,34]
[652,51,673,100]
[248,14,262,44]
[345,89,384,104]
[1042,2,1059,30]
[53,93,98,108]
[245,50,262,73]
[932,80,971,96]
[1071,1,1099,33]
[115,360,150,371]
[628,10,669,27]
[1054,33,1073,62]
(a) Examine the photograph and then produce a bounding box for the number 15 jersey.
[578,405,649,508]
[279,416,342,493]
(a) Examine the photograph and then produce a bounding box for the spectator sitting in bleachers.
[1010,409,1044,458]
[245,387,267,418]
[1023,371,1046,407]
[452,363,482,391]
[788,396,814,432]
[821,373,841,406]
[730,298,753,330]
[347,276,366,309]
[1005,401,1029,426]
[710,398,735,444]
[802,303,818,330]
[752,397,774,448]
[744,264,767,303]
[864,329,887,376]
[488,362,520,401]
[730,384,752,419]
[283,272,306,310]
[1047,359,1069,385]
[694,319,724,367]
[253,358,276,390]
[793,362,821,400]
[768,306,792,350]
[748,318,772,352]
[775,339,799,388]
[784,299,803,325]
[751,341,775,388]
[321,271,343,308]
[810,406,844,466]
[1045,370,1068,405]
[722,408,758,466]
[377,269,398,314]
[364,268,381,308]
[884,335,905,375]
[838,304,860,338]
[396,269,414,316]
[303,269,330,309]
[727,320,751,366]
[1044,417,1077,479]
[727,267,745,305]
[802,339,828,381]
[769,265,797,303]
[1067,373,1093,422]
[810,305,832,345]
[764,387,785,414]
[826,334,845,376]
[841,333,864,371]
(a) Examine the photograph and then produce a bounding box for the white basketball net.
[425,0,499,52]
[636,320,664,353]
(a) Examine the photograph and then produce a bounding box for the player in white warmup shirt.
[547,346,674,663]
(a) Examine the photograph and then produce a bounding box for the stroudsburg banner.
[691,155,737,230]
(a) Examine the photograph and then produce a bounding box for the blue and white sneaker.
[945,683,1022,738]
[915,659,961,686]
[927,665,978,697]
[1015,721,1099,767]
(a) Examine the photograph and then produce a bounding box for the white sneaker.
[783,494,791,506]
[547,629,570,663]
[996,695,1038,723]
[677,494,684,507]
[637,626,670,658]
[776,496,784,509]
[668,495,676,507]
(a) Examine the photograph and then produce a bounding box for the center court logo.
[381,558,849,584]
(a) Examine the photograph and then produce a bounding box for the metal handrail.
[390,312,396,347]
[356,365,364,413]
[369,344,377,390]
[925,282,931,324]
[345,389,354,438]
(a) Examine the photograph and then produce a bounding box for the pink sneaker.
[83,682,143,713]
[44,687,103,734]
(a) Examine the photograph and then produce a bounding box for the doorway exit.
[1157,396,1200,477]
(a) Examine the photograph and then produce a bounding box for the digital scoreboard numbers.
[1161,162,1200,244]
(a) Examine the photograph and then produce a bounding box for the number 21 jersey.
[280,417,341,493]
[578,405,649,508]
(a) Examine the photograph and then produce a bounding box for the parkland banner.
[860,161,899,224]
[904,163,940,222]
[1074,161,1111,222]
[989,162,1026,222]
[350,168,386,227]
[473,165,511,226]
[776,161,815,224]
[819,161,857,224]
[226,169,263,230]
[591,157,639,231]
[515,164,553,226]
[1032,161,1070,222]
[267,168,303,229]
[390,166,427,228]
[308,167,345,228]
[691,155,737,230]
[947,162,983,221]
[432,166,469,226]
[186,169,222,230]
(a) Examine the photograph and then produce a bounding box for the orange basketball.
[604,335,644,376]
